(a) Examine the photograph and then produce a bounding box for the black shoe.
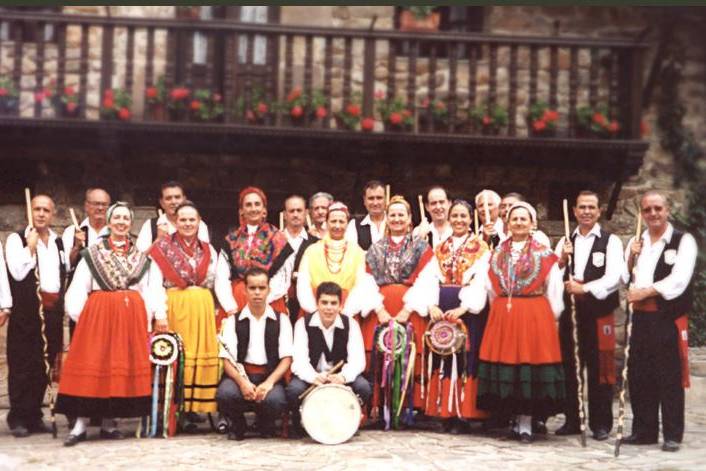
[662,440,680,452]
[227,428,245,441]
[64,432,87,447]
[216,418,229,435]
[443,418,463,435]
[99,429,124,440]
[258,424,276,438]
[181,421,199,434]
[519,432,533,444]
[592,428,610,441]
[185,412,206,423]
[532,420,548,435]
[10,425,30,438]
[622,433,657,445]
[27,420,52,434]
[555,423,581,436]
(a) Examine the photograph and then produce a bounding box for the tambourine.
[424,320,467,356]
[150,333,181,366]
[375,321,408,356]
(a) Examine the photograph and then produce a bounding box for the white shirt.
[65,257,153,323]
[554,224,624,300]
[532,229,551,249]
[62,218,107,260]
[345,214,386,249]
[623,223,697,300]
[136,214,210,252]
[5,227,69,293]
[284,228,308,253]
[0,241,12,309]
[291,312,365,384]
[218,305,293,365]
[430,223,453,248]
[215,248,290,308]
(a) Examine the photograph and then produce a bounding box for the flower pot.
[384,122,411,133]
[148,104,167,121]
[399,10,441,32]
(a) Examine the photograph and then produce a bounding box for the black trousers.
[6,306,63,429]
[628,312,684,442]
[559,304,614,433]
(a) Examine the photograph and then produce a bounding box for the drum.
[300,384,361,445]
[424,319,467,356]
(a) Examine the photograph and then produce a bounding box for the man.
[623,190,697,452]
[308,192,333,239]
[413,185,452,248]
[136,181,210,252]
[269,195,319,320]
[216,267,293,441]
[345,180,386,251]
[475,189,504,249]
[286,282,371,437]
[554,191,624,441]
[5,195,68,437]
[62,188,111,269]
[499,192,524,226]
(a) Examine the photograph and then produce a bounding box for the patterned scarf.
[366,234,432,286]
[490,237,555,296]
[150,233,212,289]
[83,238,150,291]
[435,234,488,285]
[225,222,287,279]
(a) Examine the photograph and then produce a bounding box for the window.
[0,6,61,43]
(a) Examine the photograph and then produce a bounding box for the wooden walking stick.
[614,211,642,457]
[385,185,391,207]
[417,194,425,222]
[563,199,587,447]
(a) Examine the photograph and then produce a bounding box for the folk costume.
[5,228,68,432]
[55,237,153,419]
[150,233,237,414]
[623,223,696,445]
[345,214,386,251]
[476,235,566,430]
[0,241,11,311]
[554,224,623,435]
[405,233,491,420]
[365,233,433,412]
[136,212,210,252]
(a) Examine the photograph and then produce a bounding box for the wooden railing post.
[622,47,644,139]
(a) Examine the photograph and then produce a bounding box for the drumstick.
[298,360,345,400]
[417,194,425,221]
[69,208,80,230]
[474,209,479,236]
[279,211,284,231]
[25,188,33,227]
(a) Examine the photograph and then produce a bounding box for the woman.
[476,202,565,444]
[216,187,288,328]
[364,196,433,415]
[56,202,153,446]
[405,200,491,433]
[149,202,237,423]
[297,201,381,318]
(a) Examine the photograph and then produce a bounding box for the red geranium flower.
[118,107,130,120]
[213,93,222,103]
[190,100,201,111]
[402,109,412,118]
[146,87,158,99]
[592,112,605,126]
[290,105,304,118]
[315,106,327,119]
[103,89,114,100]
[287,88,301,102]
[66,102,78,113]
[102,97,114,109]
[532,119,547,131]
[0,88,8,97]
[361,117,375,131]
[482,115,491,126]
[608,121,620,133]
[170,88,190,101]
[435,100,446,110]
[389,112,402,125]
[34,91,45,102]
[64,86,75,96]
[257,102,268,114]
[346,104,361,117]
[43,88,52,99]
[374,90,385,100]
[246,110,256,122]
[543,109,559,122]
[420,98,430,108]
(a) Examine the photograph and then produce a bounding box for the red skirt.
[55,290,151,418]
[365,284,428,410]
[424,373,487,419]
[215,279,288,331]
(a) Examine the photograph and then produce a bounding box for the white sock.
[101,418,117,432]
[518,415,532,436]
[71,417,87,436]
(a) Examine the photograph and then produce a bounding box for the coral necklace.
[324,239,347,274]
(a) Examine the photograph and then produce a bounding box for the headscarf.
[507,201,537,223]
[238,186,267,226]
[327,201,350,220]
[106,201,133,223]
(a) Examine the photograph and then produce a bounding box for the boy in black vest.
[4,194,67,438]
[555,191,624,440]
[286,281,371,437]
[624,191,697,452]
[216,267,293,441]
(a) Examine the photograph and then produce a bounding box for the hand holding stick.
[25,188,34,227]
[298,360,345,400]
[69,208,81,230]
[417,194,425,222]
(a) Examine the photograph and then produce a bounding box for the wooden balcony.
[0,11,649,215]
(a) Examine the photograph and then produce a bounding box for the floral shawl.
[435,235,489,285]
[150,233,213,289]
[489,238,557,296]
[82,238,150,291]
[366,234,433,286]
[223,222,287,280]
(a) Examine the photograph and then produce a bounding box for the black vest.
[653,229,693,320]
[268,235,319,318]
[564,228,620,317]
[305,313,349,368]
[235,312,281,375]
[8,231,67,314]
[354,217,373,251]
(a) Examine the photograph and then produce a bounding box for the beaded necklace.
[324,238,348,274]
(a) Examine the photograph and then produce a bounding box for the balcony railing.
[0,11,647,141]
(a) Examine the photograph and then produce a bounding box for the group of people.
[0,180,695,453]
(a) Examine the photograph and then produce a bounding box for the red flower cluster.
[190,100,201,111]
[592,112,620,134]
[102,89,114,109]
[532,108,559,132]
[170,87,190,101]
[315,106,327,119]
[0,88,7,97]
[345,103,361,117]
[34,88,53,103]
[290,105,304,118]
[146,86,158,99]
[118,107,130,120]
[361,117,375,131]
[287,87,302,103]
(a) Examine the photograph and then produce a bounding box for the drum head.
[150,333,180,366]
[425,320,466,356]
[300,384,361,445]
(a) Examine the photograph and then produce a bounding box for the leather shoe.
[532,420,548,435]
[662,440,680,452]
[227,428,245,441]
[27,420,52,434]
[64,432,87,447]
[99,429,124,440]
[10,425,30,438]
[622,433,657,445]
[519,432,533,444]
[592,428,610,441]
[555,423,580,436]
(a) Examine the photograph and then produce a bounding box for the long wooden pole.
[385,184,391,207]
[25,188,34,227]
[69,208,81,230]
[417,194,425,222]
[482,190,491,225]
[474,209,480,236]
[563,199,587,447]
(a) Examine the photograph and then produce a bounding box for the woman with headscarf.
[56,202,153,446]
[149,202,237,426]
[476,202,566,444]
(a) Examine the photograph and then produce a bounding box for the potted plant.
[527,101,559,137]
[469,103,509,136]
[576,104,620,139]
[281,87,308,126]
[52,85,80,118]
[376,94,414,132]
[335,92,363,131]
[190,88,224,123]
[168,85,191,121]
[419,97,452,132]
[399,6,440,32]
[310,89,329,128]
[145,76,168,121]
[100,88,132,121]
[234,86,272,125]
[0,76,20,116]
